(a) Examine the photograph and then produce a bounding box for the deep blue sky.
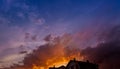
[0,0,120,68]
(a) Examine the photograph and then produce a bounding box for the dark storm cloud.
[81,25,120,69]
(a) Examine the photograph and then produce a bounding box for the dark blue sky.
[0,0,120,68]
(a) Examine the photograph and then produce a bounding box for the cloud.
[0,16,10,24]
[34,18,45,25]
[2,25,120,69]
[81,25,120,69]
[27,12,45,25]
[0,53,25,68]
[1,54,25,62]
[0,23,106,69]
[3,34,82,69]
[17,12,25,19]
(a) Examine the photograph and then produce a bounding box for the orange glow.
[32,54,83,69]
[31,34,84,69]
[32,64,44,69]
[47,57,68,68]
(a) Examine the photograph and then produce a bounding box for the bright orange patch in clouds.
[32,55,83,69]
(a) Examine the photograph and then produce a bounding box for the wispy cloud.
[0,16,10,24]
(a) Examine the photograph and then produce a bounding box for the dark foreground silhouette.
[49,59,98,69]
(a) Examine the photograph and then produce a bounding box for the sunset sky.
[0,0,120,69]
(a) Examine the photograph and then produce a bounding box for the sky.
[0,0,120,68]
